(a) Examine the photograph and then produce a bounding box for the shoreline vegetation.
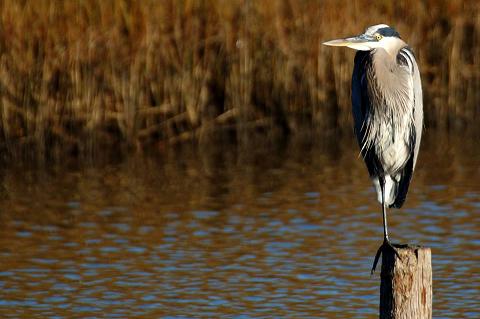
[0,0,479,160]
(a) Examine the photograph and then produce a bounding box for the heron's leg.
[371,176,399,274]
[381,178,389,242]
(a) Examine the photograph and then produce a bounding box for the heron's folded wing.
[391,47,423,208]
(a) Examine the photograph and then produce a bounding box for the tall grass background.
[0,0,478,159]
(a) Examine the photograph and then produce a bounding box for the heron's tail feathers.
[371,154,416,209]
[390,155,415,208]
[390,178,408,208]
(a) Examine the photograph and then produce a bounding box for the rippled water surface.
[0,132,479,318]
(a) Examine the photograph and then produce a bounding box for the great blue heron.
[323,24,423,273]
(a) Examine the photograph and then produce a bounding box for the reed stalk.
[0,0,478,158]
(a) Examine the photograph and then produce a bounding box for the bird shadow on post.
[378,244,432,319]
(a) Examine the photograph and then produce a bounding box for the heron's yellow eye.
[375,33,383,41]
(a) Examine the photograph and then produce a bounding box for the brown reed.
[0,0,478,159]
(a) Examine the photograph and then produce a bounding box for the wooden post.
[380,245,432,319]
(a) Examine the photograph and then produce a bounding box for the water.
[0,132,478,318]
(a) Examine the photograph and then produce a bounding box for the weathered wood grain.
[380,245,432,319]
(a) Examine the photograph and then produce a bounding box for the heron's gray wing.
[411,49,423,169]
[391,47,423,208]
[352,51,381,176]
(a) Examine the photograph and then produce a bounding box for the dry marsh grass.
[0,0,479,158]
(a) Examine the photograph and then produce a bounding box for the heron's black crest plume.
[377,26,401,38]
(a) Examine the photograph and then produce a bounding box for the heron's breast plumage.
[363,48,415,175]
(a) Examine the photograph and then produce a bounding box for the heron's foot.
[370,239,401,275]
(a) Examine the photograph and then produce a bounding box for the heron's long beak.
[323,34,375,51]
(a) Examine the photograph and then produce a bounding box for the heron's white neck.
[376,37,407,59]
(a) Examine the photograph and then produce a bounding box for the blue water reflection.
[0,133,478,318]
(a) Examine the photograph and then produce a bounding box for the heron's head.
[323,24,403,53]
